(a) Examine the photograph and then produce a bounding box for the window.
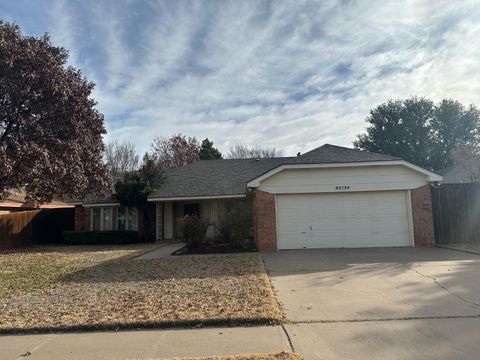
[91,208,101,231]
[103,207,112,230]
[128,207,138,231]
[90,207,113,231]
[117,206,138,231]
[184,203,200,217]
[117,206,126,231]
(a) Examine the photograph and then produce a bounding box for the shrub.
[177,215,209,250]
[215,201,254,247]
[63,231,139,245]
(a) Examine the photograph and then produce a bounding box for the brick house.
[74,144,442,250]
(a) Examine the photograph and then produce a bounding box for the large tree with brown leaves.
[0,20,111,203]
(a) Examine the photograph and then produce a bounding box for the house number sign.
[335,185,350,190]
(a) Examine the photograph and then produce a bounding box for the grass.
[0,244,283,332]
[162,352,302,360]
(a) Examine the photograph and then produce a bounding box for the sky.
[1,0,480,156]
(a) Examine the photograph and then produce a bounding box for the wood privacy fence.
[0,208,74,250]
[431,183,480,245]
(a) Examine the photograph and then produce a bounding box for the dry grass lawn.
[0,244,283,332]
[163,352,302,360]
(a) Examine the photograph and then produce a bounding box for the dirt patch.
[0,246,283,332]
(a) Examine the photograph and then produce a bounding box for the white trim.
[247,161,442,187]
[406,189,415,247]
[148,194,246,202]
[274,194,279,251]
[84,203,120,208]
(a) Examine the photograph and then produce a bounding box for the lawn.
[0,244,283,332]
[164,352,301,360]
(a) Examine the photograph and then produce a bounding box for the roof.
[294,144,400,163]
[149,144,402,200]
[149,157,290,199]
[0,191,74,209]
[437,163,474,184]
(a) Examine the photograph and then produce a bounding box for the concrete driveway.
[262,247,480,360]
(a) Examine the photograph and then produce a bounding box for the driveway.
[262,247,480,360]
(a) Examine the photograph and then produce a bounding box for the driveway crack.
[16,334,58,360]
[281,324,295,353]
[411,268,480,308]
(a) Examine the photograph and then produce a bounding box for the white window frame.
[117,206,138,231]
[90,207,113,231]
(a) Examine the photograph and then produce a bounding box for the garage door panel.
[276,191,411,249]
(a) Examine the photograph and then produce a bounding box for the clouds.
[3,0,480,155]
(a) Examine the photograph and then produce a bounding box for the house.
[73,144,442,250]
[437,163,477,184]
[0,191,73,214]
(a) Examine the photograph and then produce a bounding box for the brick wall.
[254,190,277,251]
[74,205,87,231]
[411,185,435,247]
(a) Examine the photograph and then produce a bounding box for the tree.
[138,153,165,190]
[227,144,283,159]
[199,138,222,160]
[150,133,200,169]
[354,97,479,170]
[114,153,164,208]
[0,20,110,203]
[104,140,140,179]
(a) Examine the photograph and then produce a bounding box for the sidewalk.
[1,325,291,360]
[136,242,185,259]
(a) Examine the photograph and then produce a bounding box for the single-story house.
[73,144,442,250]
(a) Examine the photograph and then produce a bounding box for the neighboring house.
[73,144,442,251]
[0,191,73,214]
[437,163,477,184]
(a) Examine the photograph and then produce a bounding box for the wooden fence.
[431,183,480,245]
[0,208,74,250]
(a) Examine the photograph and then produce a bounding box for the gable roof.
[437,163,474,184]
[148,144,403,200]
[295,144,400,163]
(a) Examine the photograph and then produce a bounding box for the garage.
[276,191,412,249]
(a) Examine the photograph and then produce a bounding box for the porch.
[154,195,248,241]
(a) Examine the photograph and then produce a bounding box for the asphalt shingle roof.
[149,144,401,199]
[437,163,473,184]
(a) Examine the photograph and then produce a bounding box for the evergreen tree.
[199,138,222,160]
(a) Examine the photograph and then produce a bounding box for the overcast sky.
[2,0,479,156]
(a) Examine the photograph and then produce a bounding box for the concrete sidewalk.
[0,326,291,360]
[136,242,184,259]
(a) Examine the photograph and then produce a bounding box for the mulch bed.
[0,245,283,333]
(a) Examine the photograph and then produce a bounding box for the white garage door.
[276,191,411,249]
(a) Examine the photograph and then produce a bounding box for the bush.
[177,215,209,250]
[215,201,254,247]
[63,231,140,245]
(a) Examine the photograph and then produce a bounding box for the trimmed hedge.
[63,230,140,245]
